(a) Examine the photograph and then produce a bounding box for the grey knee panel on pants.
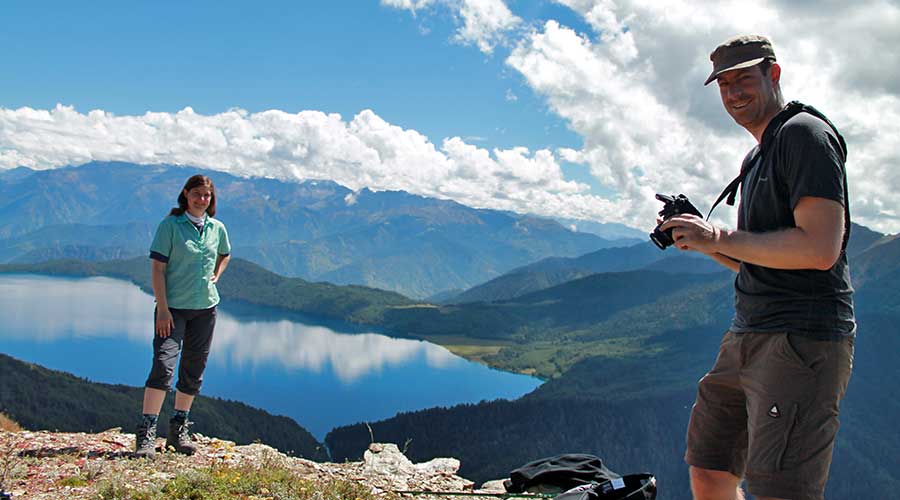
[145,307,216,395]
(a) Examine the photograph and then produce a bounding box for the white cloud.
[383,0,521,54]
[507,19,746,228]
[500,0,900,232]
[454,0,522,53]
[381,0,900,233]
[381,0,435,11]
[0,103,609,223]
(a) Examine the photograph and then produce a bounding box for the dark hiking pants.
[145,306,216,396]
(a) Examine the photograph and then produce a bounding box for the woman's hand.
[156,307,175,338]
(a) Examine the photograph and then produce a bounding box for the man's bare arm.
[659,196,844,271]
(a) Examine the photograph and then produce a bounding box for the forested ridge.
[326,303,900,499]
[0,353,327,461]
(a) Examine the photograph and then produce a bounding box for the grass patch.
[92,462,395,500]
[59,475,90,487]
[418,334,512,365]
[484,336,653,379]
[442,344,504,360]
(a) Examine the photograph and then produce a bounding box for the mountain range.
[0,162,639,298]
[3,161,898,499]
[445,221,884,304]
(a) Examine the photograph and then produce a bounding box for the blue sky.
[2,1,898,233]
[0,1,582,151]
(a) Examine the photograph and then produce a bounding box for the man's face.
[716,63,780,132]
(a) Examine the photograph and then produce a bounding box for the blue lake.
[0,275,541,439]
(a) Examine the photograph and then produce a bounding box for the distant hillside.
[0,162,628,298]
[447,242,666,304]
[446,241,722,304]
[0,223,153,263]
[381,270,731,379]
[638,254,729,273]
[851,233,900,313]
[552,217,646,241]
[846,223,885,257]
[448,222,883,304]
[0,353,327,460]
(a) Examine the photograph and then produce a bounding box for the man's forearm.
[716,227,838,270]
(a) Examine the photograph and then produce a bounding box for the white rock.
[364,443,415,473]
[415,457,461,475]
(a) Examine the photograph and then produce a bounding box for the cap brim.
[704,57,767,85]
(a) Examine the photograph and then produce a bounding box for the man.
[659,35,855,500]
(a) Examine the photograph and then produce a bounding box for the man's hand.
[658,214,722,254]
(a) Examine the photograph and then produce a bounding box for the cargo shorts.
[685,331,854,500]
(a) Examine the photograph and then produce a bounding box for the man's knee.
[690,466,743,500]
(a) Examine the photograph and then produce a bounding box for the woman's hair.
[170,175,217,217]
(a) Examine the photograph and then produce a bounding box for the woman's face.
[184,185,213,214]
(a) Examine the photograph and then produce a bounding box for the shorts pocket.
[781,333,818,374]
[776,402,799,471]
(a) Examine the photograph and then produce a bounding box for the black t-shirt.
[731,111,856,338]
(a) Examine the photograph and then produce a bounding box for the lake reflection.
[213,319,457,382]
[0,275,541,438]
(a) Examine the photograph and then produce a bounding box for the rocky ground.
[0,429,506,500]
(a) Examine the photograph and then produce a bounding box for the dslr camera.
[650,193,702,250]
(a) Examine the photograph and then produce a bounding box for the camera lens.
[650,226,674,250]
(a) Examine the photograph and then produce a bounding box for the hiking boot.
[134,419,158,458]
[166,417,198,455]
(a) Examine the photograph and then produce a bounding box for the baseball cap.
[704,35,776,85]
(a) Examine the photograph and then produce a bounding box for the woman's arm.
[151,259,174,337]
[212,254,231,284]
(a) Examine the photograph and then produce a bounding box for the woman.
[135,174,231,458]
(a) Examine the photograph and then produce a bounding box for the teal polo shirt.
[149,214,231,310]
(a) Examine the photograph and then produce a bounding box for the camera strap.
[706,101,851,252]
